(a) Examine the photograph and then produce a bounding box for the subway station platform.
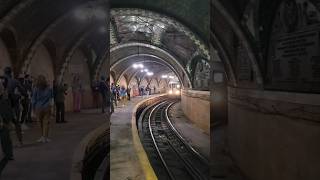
[0,109,108,180]
[110,96,154,180]
[110,95,210,180]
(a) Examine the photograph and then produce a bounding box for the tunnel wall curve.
[181,89,210,134]
[28,44,55,84]
[64,49,93,111]
[227,87,320,180]
[0,38,12,74]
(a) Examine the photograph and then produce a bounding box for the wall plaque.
[268,0,320,92]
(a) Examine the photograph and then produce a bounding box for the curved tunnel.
[0,0,319,180]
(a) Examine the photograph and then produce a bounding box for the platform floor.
[110,96,149,180]
[168,102,210,159]
[0,109,107,180]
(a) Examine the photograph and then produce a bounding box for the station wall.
[181,89,210,134]
[227,87,320,180]
[118,76,127,88]
[28,44,55,85]
[64,49,93,111]
[0,39,12,74]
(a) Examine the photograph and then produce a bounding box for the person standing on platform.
[127,86,131,101]
[0,81,14,160]
[111,83,117,107]
[116,85,120,102]
[32,75,53,143]
[119,86,127,107]
[145,85,150,97]
[92,80,100,108]
[71,75,82,112]
[55,83,67,123]
[141,87,145,98]
[98,76,108,113]
[106,77,111,115]
[21,74,33,124]
[3,67,25,147]
[52,80,57,123]
[110,88,115,114]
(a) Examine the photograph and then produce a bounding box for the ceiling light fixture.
[133,63,144,69]
[147,72,154,76]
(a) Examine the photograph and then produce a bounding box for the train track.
[138,100,209,180]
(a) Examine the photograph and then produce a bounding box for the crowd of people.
[93,76,132,114]
[92,76,160,114]
[0,69,159,161]
[0,67,69,161]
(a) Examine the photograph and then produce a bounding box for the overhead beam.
[58,27,95,84]
[0,0,37,32]
[20,0,103,75]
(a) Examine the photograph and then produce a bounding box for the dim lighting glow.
[177,85,181,88]
[147,72,154,76]
[175,90,180,95]
[133,63,144,69]
[169,81,178,84]
[161,75,168,78]
[168,90,173,94]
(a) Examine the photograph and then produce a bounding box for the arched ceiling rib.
[110,8,210,60]
[110,42,192,88]
[110,53,187,88]
[112,56,172,81]
[0,0,108,77]
[114,61,172,85]
[107,7,211,90]
[110,0,210,44]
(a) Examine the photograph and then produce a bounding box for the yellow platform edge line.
[131,96,166,180]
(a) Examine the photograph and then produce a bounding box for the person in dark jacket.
[20,74,33,124]
[0,81,14,160]
[3,67,25,146]
[127,87,131,101]
[99,76,108,113]
[55,83,68,123]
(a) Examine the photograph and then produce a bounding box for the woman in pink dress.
[72,76,82,112]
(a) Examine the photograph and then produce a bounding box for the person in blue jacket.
[32,75,53,143]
